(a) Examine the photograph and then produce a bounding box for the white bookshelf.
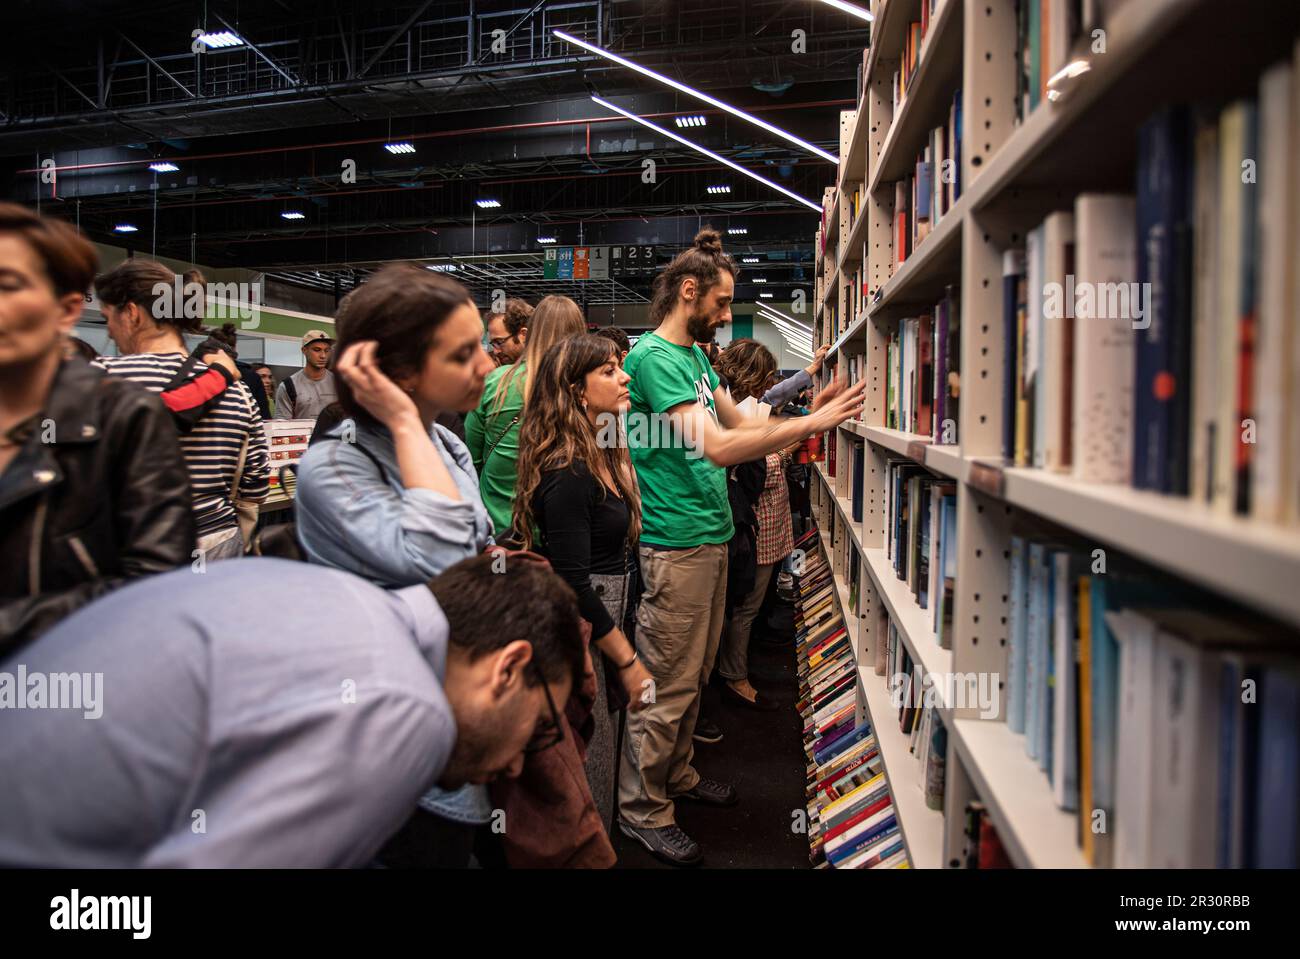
[808,0,1300,869]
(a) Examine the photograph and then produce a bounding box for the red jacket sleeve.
[160,366,233,430]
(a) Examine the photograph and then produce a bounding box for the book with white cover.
[1252,62,1294,524]
[1107,608,1159,869]
[1072,194,1137,485]
[1144,609,1270,868]
[1027,224,1045,467]
[1042,212,1075,472]
[1290,39,1300,523]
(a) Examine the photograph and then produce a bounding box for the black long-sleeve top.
[533,462,630,639]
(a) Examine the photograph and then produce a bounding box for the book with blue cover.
[1133,106,1193,492]
[1008,536,1029,734]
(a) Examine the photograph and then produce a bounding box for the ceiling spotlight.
[707,185,732,194]
[113,224,138,233]
[811,1,875,21]
[476,199,501,209]
[149,161,179,173]
[753,277,767,283]
[742,256,760,263]
[194,30,243,49]
[675,115,707,128]
[557,31,838,164]
[759,293,774,298]
[728,228,748,235]
[425,263,458,272]
[384,142,416,155]
[537,236,557,244]
[281,211,306,220]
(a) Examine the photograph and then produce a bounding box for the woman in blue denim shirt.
[295,265,498,866]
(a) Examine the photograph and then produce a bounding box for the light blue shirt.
[296,417,495,823]
[0,560,455,868]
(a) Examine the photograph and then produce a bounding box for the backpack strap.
[484,413,520,465]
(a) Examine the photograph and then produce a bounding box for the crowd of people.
[0,202,864,868]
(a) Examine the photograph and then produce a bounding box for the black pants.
[376,809,507,869]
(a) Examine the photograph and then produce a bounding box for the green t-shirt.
[465,362,525,537]
[624,332,733,547]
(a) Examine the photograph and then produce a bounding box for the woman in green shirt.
[465,294,587,537]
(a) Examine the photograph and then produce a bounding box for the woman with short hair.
[0,203,194,651]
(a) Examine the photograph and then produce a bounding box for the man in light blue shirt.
[0,554,581,868]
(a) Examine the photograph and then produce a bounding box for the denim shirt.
[296,416,495,824]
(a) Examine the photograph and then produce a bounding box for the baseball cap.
[301,330,334,348]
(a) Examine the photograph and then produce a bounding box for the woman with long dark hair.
[294,263,500,867]
[514,334,654,835]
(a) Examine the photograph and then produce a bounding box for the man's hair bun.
[693,228,723,255]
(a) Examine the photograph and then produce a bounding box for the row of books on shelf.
[885,285,961,438]
[845,253,868,326]
[890,91,962,271]
[824,432,867,524]
[1014,0,1105,124]
[892,0,944,115]
[794,529,910,869]
[1000,46,1300,526]
[877,611,949,813]
[1006,532,1300,868]
[820,300,839,348]
[885,460,957,648]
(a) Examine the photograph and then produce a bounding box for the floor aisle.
[612,602,811,869]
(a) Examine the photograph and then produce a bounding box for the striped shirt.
[95,353,271,537]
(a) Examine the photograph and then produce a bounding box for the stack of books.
[794,529,910,869]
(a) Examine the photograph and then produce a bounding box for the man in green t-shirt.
[617,229,865,866]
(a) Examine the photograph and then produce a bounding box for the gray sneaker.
[618,821,703,867]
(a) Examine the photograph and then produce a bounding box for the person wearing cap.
[274,330,338,421]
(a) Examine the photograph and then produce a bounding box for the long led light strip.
[557,30,839,165]
[764,317,816,351]
[591,96,823,213]
[812,0,875,22]
[765,313,812,337]
[770,321,814,346]
[762,310,814,338]
[758,305,814,333]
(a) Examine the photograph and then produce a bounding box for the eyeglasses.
[522,663,565,754]
[488,333,518,350]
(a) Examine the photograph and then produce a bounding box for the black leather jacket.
[0,358,196,655]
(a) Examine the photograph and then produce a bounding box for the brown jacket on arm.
[0,359,196,656]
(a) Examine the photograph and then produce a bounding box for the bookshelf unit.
[809,0,1300,869]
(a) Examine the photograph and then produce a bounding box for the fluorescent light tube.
[591,96,824,212]
[558,31,839,164]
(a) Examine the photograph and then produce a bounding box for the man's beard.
[686,303,717,344]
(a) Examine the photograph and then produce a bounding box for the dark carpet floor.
[611,595,811,870]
